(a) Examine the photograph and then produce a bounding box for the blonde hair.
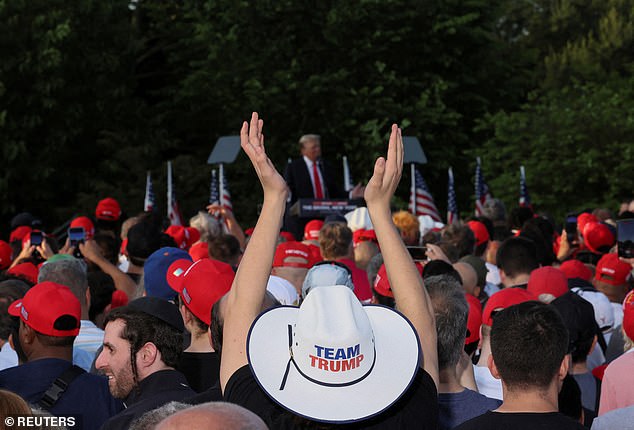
[0,389,32,423]
[392,211,420,243]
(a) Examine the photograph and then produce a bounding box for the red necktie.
[312,162,324,199]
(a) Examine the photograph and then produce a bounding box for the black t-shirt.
[176,351,220,393]
[224,365,438,429]
[455,411,586,430]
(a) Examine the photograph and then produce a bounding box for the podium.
[290,199,359,219]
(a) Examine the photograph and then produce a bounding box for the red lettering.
[356,354,364,367]
[330,360,341,372]
[310,355,318,367]
[318,358,328,370]
[341,358,355,371]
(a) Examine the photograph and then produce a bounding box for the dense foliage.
[0,0,632,235]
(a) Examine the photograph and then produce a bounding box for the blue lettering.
[347,344,360,358]
[334,348,346,360]
[325,348,334,359]
[314,345,325,357]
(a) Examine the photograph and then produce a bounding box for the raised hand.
[240,112,288,201]
[364,124,403,211]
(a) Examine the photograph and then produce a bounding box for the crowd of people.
[0,112,633,429]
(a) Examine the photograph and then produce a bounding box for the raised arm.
[220,112,288,392]
[364,124,439,388]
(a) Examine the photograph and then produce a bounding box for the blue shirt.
[438,388,502,430]
[0,358,123,430]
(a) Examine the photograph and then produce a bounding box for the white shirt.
[0,341,18,371]
[473,364,503,400]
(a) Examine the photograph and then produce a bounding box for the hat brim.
[247,304,420,423]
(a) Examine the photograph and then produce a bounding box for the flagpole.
[410,163,416,215]
[219,163,225,208]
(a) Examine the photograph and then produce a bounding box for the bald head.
[155,402,267,430]
[453,262,478,297]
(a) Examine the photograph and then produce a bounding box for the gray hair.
[189,211,222,243]
[299,134,321,148]
[424,274,469,369]
[483,198,507,223]
[155,402,267,430]
[130,401,190,430]
[38,258,88,303]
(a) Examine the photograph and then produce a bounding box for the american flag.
[343,156,354,192]
[144,171,156,212]
[167,161,184,226]
[519,165,532,208]
[209,169,219,205]
[447,167,459,225]
[409,165,442,222]
[219,163,232,212]
[474,157,493,216]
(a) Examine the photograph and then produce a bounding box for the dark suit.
[283,157,346,239]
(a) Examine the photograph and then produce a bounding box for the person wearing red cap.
[473,287,537,400]
[318,222,372,303]
[593,253,633,327]
[271,241,313,298]
[527,266,569,304]
[301,219,324,264]
[425,274,501,429]
[167,258,234,393]
[467,220,491,257]
[0,282,122,428]
[598,288,634,417]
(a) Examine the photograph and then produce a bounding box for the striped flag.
[409,165,442,222]
[447,167,459,225]
[209,169,219,205]
[519,165,532,208]
[219,163,232,212]
[343,156,354,192]
[144,171,156,212]
[167,161,184,226]
[474,157,493,216]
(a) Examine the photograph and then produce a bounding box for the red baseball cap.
[467,221,490,247]
[70,216,95,240]
[95,197,121,221]
[8,282,80,337]
[482,288,536,326]
[352,229,378,246]
[279,231,296,242]
[9,226,32,243]
[188,241,210,261]
[595,253,632,286]
[244,228,255,237]
[7,262,39,285]
[373,263,423,298]
[583,222,615,254]
[622,290,634,341]
[0,240,13,270]
[577,213,598,234]
[559,259,593,281]
[273,241,313,269]
[304,220,324,241]
[167,258,235,325]
[527,266,569,303]
[465,293,482,345]
[165,225,200,250]
[110,290,129,309]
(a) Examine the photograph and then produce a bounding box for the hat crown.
[292,286,375,385]
[302,263,354,297]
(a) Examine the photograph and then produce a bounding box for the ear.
[136,342,160,369]
[558,354,570,382]
[473,286,481,298]
[180,304,193,326]
[477,325,484,349]
[498,268,507,284]
[487,354,502,380]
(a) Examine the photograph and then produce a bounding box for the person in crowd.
[392,210,420,246]
[442,223,476,259]
[96,296,194,429]
[129,401,191,430]
[208,234,242,270]
[0,282,122,430]
[94,197,123,238]
[551,291,602,422]
[456,301,585,429]
[155,402,268,430]
[188,211,223,261]
[220,113,439,428]
[318,221,372,303]
[0,280,29,370]
[168,258,234,393]
[38,256,103,371]
[270,241,313,298]
[206,203,247,251]
[496,237,539,289]
[527,266,569,304]
[143,247,192,301]
[474,287,536,400]
[425,273,501,429]
[593,252,632,327]
[466,220,490,258]
[87,271,117,330]
[598,288,634,415]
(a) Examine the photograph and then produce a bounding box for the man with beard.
[96,296,194,429]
